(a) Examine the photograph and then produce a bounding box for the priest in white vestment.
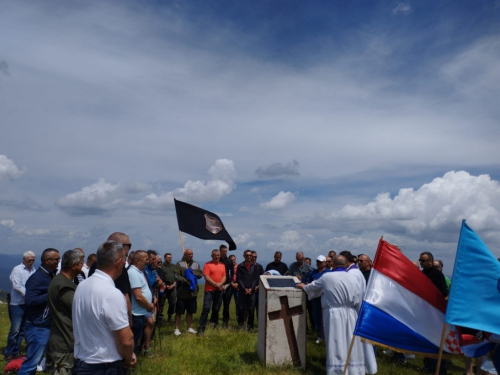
[297,255,366,375]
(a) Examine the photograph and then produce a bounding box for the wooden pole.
[435,323,448,375]
[342,334,357,375]
[178,230,185,255]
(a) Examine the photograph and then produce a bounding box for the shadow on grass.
[240,351,260,364]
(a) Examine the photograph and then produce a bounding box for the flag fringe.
[358,338,458,360]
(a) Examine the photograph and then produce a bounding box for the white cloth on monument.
[303,270,365,375]
[347,266,378,374]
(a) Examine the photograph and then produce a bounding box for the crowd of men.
[5,232,458,375]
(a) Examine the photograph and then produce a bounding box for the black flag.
[174,198,237,250]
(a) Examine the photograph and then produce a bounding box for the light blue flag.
[445,220,500,336]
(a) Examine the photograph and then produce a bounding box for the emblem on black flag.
[205,214,222,234]
[174,198,237,250]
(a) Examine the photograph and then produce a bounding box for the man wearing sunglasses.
[89,232,133,326]
[419,252,448,375]
[357,254,372,284]
[236,250,260,332]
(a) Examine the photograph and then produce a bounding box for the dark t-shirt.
[265,262,289,275]
[89,262,130,296]
[422,266,448,298]
[220,257,232,285]
[361,269,371,284]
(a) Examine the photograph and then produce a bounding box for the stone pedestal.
[257,276,306,369]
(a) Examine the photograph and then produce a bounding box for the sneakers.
[315,337,323,344]
[174,329,182,336]
[187,327,198,334]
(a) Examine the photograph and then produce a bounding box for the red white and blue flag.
[353,238,493,357]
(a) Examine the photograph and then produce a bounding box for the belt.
[75,359,122,369]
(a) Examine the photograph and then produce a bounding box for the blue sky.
[1,0,499,272]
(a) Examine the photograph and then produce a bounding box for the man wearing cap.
[303,255,331,344]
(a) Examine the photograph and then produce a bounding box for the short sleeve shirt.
[203,261,226,292]
[128,265,152,316]
[73,270,129,363]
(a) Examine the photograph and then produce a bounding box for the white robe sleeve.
[303,277,324,300]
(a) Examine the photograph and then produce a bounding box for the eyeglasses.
[122,243,132,249]
[418,258,430,262]
[48,258,60,262]
[244,254,252,257]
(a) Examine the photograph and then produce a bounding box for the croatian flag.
[354,238,490,357]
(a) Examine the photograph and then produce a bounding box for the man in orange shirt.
[197,249,226,335]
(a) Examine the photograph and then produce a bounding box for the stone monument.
[257,275,306,369]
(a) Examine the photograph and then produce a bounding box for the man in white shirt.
[81,253,96,279]
[72,241,136,375]
[4,251,36,361]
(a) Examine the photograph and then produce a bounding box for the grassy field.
[0,296,471,375]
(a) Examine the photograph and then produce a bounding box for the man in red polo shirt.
[197,249,226,335]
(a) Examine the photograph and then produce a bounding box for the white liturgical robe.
[346,267,377,374]
[303,269,366,375]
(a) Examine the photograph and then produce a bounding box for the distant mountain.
[0,253,40,295]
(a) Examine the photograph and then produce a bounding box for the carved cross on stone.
[267,295,304,367]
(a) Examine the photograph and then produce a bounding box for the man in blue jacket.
[18,248,60,375]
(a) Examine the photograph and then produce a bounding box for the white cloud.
[392,3,412,15]
[440,37,500,101]
[0,155,25,181]
[56,178,121,216]
[122,181,151,194]
[1,219,15,228]
[256,160,300,179]
[261,191,296,210]
[130,159,236,210]
[324,236,378,253]
[234,233,250,245]
[329,171,500,238]
[267,230,315,252]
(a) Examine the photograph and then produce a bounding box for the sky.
[1,0,500,273]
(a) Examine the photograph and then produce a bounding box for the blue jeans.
[131,315,145,353]
[18,323,50,375]
[5,304,26,356]
[198,291,223,332]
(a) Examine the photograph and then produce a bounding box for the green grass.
[0,296,471,374]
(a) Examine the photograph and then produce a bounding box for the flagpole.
[435,323,448,375]
[342,334,357,375]
[178,230,185,255]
